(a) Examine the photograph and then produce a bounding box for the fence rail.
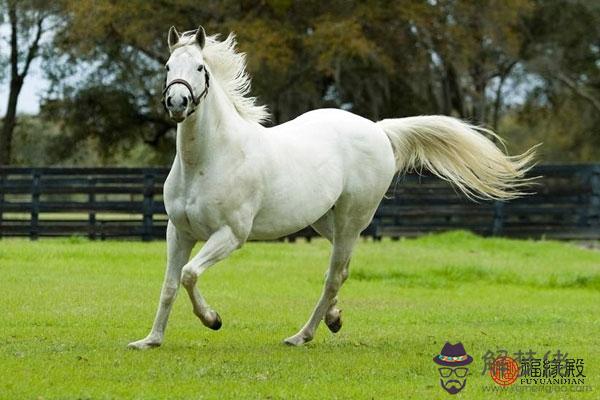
[1,165,599,241]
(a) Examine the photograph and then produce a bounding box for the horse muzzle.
[165,93,190,122]
[169,112,186,123]
[162,73,210,123]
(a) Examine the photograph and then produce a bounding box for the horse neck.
[176,80,249,169]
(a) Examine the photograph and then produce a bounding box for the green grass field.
[1,231,598,399]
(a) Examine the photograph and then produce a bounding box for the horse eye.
[197,65,204,72]
[165,64,170,71]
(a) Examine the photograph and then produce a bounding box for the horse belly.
[249,196,337,240]
[249,157,344,240]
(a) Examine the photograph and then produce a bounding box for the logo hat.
[433,342,474,367]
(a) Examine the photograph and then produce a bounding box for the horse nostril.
[166,96,173,107]
[182,97,188,107]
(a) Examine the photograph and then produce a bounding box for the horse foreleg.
[284,233,358,346]
[180,225,242,330]
[128,222,195,349]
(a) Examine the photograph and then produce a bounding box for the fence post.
[372,218,382,241]
[492,200,504,236]
[0,170,4,239]
[575,167,591,229]
[142,172,155,241]
[31,170,40,240]
[590,166,600,237]
[88,176,96,240]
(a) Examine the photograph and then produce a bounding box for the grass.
[0,231,598,399]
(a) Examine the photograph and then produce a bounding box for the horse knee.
[180,267,197,288]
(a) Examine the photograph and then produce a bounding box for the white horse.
[128,26,534,349]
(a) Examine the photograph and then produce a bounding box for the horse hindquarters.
[284,116,398,345]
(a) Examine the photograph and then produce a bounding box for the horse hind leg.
[311,210,344,333]
[311,210,334,242]
[285,207,362,345]
[284,229,358,346]
[323,259,348,333]
[284,188,385,346]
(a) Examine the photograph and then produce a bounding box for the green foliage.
[1,0,599,165]
[41,86,175,165]
[501,96,600,162]
[8,115,62,166]
[6,112,174,167]
[512,0,600,161]
[0,232,599,398]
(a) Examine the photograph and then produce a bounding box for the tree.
[0,0,57,164]
[504,0,600,161]
[406,0,534,126]
[41,0,404,162]
[10,0,596,166]
[525,0,600,110]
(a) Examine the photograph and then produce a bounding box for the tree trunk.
[492,62,517,131]
[492,74,507,131]
[471,62,487,125]
[0,2,45,165]
[0,78,23,165]
[440,63,452,115]
[446,64,465,118]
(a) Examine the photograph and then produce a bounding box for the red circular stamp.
[490,356,519,386]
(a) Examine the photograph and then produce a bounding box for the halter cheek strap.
[161,70,210,110]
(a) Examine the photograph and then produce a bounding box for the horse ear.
[168,26,180,51]
[195,25,206,49]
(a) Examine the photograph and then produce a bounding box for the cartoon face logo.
[438,366,469,394]
[433,342,473,395]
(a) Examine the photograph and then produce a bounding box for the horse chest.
[164,178,221,240]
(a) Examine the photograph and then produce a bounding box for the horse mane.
[175,31,270,125]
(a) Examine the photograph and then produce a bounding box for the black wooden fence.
[0,168,168,241]
[0,165,599,241]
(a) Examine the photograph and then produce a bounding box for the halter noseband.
[162,69,210,112]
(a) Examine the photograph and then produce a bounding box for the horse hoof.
[283,331,313,346]
[127,338,161,350]
[325,309,342,333]
[326,315,342,333]
[208,312,222,331]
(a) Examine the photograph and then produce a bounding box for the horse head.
[163,26,210,122]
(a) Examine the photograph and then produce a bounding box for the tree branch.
[8,1,19,82]
[19,14,46,79]
[556,72,600,113]
[136,44,168,65]
[109,24,167,64]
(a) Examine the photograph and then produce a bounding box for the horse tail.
[377,116,537,200]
